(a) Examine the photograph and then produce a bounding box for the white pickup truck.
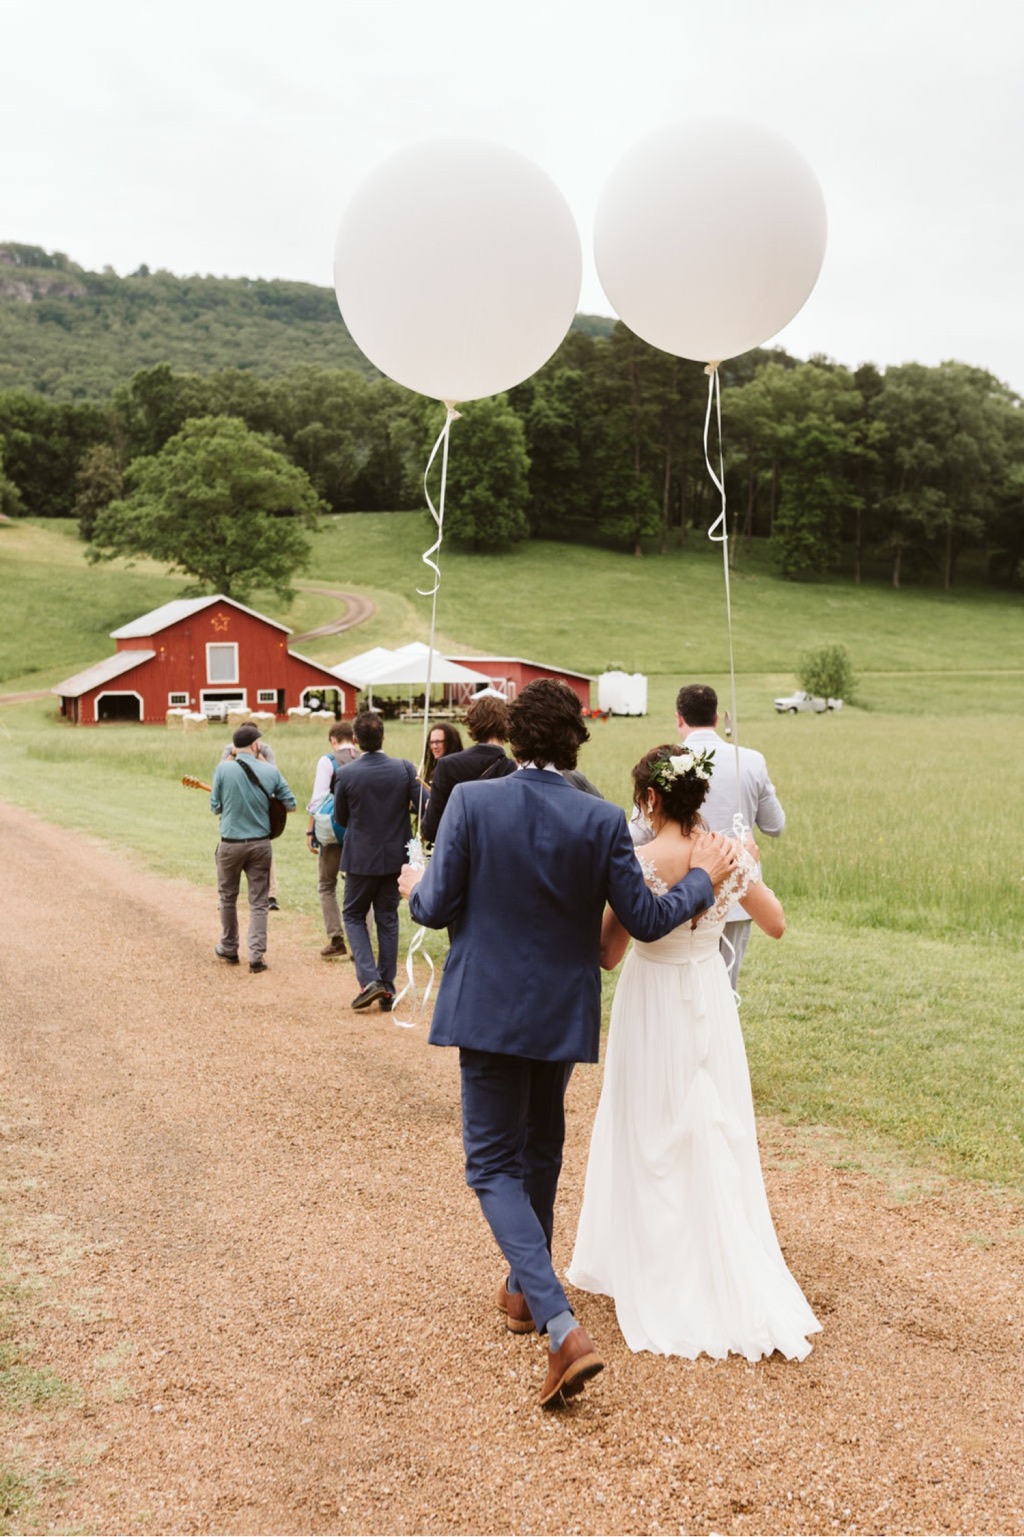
[773,690,843,714]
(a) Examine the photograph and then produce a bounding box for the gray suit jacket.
[683,728,785,842]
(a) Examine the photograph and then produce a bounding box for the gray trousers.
[216,838,272,963]
[317,841,344,940]
[720,918,753,992]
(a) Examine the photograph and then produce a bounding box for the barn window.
[256,689,277,704]
[168,691,189,706]
[206,643,239,684]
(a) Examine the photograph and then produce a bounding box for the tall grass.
[1,518,1022,1190]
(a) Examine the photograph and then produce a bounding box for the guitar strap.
[236,755,276,836]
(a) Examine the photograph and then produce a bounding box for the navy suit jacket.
[409,767,714,1064]
[334,751,419,875]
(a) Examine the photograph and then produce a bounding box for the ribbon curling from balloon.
[413,403,461,823]
[390,833,436,1027]
[392,403,461,1028]
[702,364,747,843]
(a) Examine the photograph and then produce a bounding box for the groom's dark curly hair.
[507,679,590,771]
[633,745,710,835]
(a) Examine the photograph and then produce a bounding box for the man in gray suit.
[399,680,735,1408]
[334,713,419,1012]
[673,683,786,987]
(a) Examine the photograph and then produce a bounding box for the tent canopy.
[332,642,492,690]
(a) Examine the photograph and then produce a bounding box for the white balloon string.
[416,402,460,824]
[419,404,458,598]
[391,922,435,1029]
[398,402,459,1028]
[702,364,743,831]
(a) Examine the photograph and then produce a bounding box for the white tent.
[332,642,492,690]
[330,646,394,684]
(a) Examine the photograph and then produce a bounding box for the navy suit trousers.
[459,1048,575,1338]
[342,870,400,989]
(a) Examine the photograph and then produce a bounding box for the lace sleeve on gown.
[637,845,762,921]
[635,853,669,895]
[702,842,762,924]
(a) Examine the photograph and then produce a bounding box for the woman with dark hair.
[419,721,464,790]
[567,745,820,1363]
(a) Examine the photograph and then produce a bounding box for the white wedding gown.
[567,851,821,1361]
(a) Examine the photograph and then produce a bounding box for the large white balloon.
[594,118,827,364]
[334,139,582,403]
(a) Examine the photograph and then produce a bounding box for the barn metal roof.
[110,595,291,639]
[446,654,593,681]
[52,650,156,698]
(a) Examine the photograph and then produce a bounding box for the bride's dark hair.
[632,745,710,835]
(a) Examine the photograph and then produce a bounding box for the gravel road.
[1,799,1022,1536]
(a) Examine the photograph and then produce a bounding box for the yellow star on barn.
[210,614,230,632]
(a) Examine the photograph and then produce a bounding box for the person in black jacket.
[419,695,516,844]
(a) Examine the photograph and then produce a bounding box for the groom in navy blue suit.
[400,680,735,1407]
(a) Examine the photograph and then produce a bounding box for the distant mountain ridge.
[0,242,614,400]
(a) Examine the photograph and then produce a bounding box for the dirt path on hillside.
[292,589,377,644]
[1,799,1022,1537]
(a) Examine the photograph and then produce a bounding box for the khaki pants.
[317,841,344,941]
[216,838,272,963]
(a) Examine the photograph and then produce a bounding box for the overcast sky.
[4,0,1023,392]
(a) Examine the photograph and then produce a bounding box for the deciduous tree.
[74,442,123,541]
[798,643,857,704]
[88,415,321,601]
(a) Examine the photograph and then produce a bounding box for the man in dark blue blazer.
[335,713,419,1012]
[400,680,735,1407]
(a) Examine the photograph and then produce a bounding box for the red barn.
[444,655,592,709]
[53,595,352,724]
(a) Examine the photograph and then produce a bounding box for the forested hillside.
[1,243,1021,593]
[0,242,617,399]
[0,244,371,396]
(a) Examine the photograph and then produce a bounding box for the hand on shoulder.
[690,830,739,889]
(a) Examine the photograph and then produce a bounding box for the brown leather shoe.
[540,1326,604,1408]
[495,1281,535,1335]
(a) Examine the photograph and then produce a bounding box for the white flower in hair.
[651,746,715,791]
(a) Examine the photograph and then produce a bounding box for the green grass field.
[2,515,1022,1192]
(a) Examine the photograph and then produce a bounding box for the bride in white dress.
[567,745,820,1362]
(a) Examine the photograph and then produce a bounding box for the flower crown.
[650,747,715,793]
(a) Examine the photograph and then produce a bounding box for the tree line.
[1,315,1021,593]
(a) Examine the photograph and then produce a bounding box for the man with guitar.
[209,724,296,974]
[220,731,282,910]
